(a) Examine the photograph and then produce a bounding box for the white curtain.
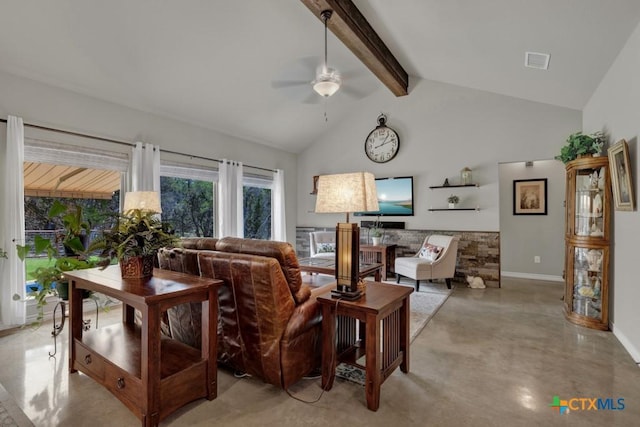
[273,169,286,242]
[218,159,244,238]
[0,116,26,326]
[123,142,160,208]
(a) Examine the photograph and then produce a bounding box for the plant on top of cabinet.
[555,131,605,164]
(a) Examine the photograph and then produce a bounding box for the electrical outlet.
[534,256,541,264]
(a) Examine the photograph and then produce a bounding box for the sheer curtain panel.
[273,169,286,242]
[1,116,26,325]
[123,142,160,208]
[218,159,244,238]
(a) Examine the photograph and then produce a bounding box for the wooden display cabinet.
[563,156,611,330]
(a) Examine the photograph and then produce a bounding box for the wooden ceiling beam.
[300,0,409,97]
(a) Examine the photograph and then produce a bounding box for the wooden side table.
[360,244,397,281]
[66,266,222,427]
[317,282,413,411]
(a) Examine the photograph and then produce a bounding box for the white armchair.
[395,235,459,291]
[309,231,336,259]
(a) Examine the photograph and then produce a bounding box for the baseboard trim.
[501,271,563,282]
[610,322,640,365]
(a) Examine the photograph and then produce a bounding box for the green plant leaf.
[48,200,67,218]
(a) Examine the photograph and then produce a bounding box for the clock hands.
[374,134,390,149]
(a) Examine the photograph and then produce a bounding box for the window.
[160,177,214,237]
[160,163,217,238]
[243,185,271,239]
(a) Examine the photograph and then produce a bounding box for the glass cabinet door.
[572,166,607,239]
[571,247,603,321]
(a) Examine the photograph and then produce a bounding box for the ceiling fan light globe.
[313,80,340,97]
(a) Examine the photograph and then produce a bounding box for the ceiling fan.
[271,10,371,104]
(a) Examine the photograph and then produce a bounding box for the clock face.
[365,126,399,163]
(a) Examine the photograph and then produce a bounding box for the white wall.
[499,160,566,280]
[583,21,640,363]
[298,78,581,234]
[0,70,299,244]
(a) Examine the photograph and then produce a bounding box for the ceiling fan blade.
[271,80,310,89]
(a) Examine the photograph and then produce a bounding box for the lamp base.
[331,287,362,301]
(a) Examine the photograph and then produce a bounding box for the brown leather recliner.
[158,237,330,389]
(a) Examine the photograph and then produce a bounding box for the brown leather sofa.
[158,237,332,389]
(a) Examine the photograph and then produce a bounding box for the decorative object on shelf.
[0,248,7,259]
[315,172,379,300]
[563,155,610,330]
[607,139,635,211]
[364,113,400,163]
[442,178,450,187]
[369,217,383,245]
[460,167,472,185]
[447,194,459,209]
[94,191,179,279]
[555,131,605,164]
[513,178,547,215]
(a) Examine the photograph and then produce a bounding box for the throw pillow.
[419,243,443,261]
[316,242,335,254]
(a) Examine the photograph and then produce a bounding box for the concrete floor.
[0,277,639,426]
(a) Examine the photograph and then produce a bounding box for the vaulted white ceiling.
[1,0,639,153]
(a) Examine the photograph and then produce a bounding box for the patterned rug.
[335,281,453,386]
[0,383,33,427]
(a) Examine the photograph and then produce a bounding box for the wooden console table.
[360,244,397,281]
[66,266,222,427]
[317,282,413,411]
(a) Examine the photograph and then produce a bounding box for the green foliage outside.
[160,177,214,237]
[244,186,271,239]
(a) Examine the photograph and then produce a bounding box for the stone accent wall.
[296,227,500,288]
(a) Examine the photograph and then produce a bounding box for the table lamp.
[315,172,379,300]
[123,191,162,214]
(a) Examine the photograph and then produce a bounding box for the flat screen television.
[354,176,414,216]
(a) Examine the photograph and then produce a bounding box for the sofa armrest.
[282,297,322,341]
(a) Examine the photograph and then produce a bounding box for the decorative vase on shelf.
[372,237,381,246]
[448,203,456,209]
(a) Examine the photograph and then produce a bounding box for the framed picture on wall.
[608,139,635,211]
[513,178,547,215]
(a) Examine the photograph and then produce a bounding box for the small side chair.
[394,235,460,291]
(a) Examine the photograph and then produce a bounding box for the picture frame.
[608,139,635,211]
[513,178,547,215]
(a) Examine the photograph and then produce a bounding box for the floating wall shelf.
[429,184,479,189]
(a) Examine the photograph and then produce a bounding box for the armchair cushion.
[419,243,443,261]
[309,231,336,258]
[316,242,336,254]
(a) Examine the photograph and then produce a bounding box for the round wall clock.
[364,114,400,163]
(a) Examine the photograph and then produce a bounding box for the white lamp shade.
[123,191,162,214]
[315,172,379,214]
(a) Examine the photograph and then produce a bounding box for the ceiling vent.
[525,52,550,70]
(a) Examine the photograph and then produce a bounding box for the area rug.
[0,382,33,427]
[335,281,453,386]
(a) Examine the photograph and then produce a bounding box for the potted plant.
[555,131,605,164]
[93,209,179,278]
[0,248,7,259]
[15,208,97,325]
[448,194,459,209]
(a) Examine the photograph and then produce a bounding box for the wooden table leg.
[321,303,336,391]
[364,312,381,411]
[142,305,161,427]
[400,296,410,373]
[203,288,218,400]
